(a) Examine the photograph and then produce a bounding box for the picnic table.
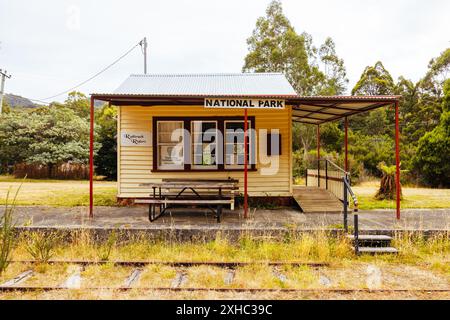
[136,179,239,222]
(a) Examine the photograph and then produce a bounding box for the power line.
[39,40,143,101]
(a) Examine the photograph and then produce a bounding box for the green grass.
[353,181,450,210]
[356,195,450,210]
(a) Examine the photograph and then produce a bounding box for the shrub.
[374,162,402,200]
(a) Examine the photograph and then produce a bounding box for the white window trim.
[157,120,184,170]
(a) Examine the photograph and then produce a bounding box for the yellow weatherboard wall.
[117,105,293,198]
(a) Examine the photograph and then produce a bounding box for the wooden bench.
[137,179,239,223]
[162,178,238,210]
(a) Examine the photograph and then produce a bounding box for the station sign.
[120,131,152,146]
[205,98,285,109]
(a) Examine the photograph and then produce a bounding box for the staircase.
[349,215,398,255]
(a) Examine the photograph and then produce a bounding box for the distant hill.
[4,93,38,108]
[4,93,109,109]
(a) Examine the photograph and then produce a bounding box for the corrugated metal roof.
[112,73,297,96]
[90,73,400,124]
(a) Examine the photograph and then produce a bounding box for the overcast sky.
[0,0,449,103]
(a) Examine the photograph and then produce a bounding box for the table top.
[139,180,238,190]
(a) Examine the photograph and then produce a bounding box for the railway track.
[1,260,449,296]
[1,286,449,293]
[6,260,330,268]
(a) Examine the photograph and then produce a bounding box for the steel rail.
[7,260,330,268]
[1,286,449,294]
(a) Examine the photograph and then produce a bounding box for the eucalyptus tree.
[243,0,348,172]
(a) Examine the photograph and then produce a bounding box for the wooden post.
[395,101,401,220]
[344,116,348,172]
[89,96,94,218]
[244,108,248,219]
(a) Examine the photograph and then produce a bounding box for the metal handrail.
[343,175,358,211]
[318,159,358,209]
[343,173,358,232]
[307,158,359,232]
[317,158,348,174]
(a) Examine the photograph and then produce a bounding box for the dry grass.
[81,264,132,288]
[182,266,229,288]
[137,264,177,287]
[0,231,449,299]
[2,288,449,300]
[1,176,449,209]
[25,263,70,287]
[0,176,116,206]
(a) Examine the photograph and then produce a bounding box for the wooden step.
[355,247,398,254]
[349,235,393,247]
[347,235,392,241]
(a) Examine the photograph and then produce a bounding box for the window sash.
[153,117,255,171]
[191,121,218,169]
[157,121,184,170]
[224,120,252,170]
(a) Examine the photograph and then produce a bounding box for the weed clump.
[25,232,60,263]
[0,186,21,274]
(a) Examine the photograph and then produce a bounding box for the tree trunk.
[375,172,402,200]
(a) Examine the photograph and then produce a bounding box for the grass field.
[0,176,116,206]
[0,175,449,209]
[353,181,450,210]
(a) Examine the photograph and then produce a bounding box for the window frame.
[191,120,219,170]
[156,120,185,170]
[152,116,257,172]
[224,119,254,170]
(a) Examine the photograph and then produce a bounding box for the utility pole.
[0,69,11,114]
[139,37,148,74]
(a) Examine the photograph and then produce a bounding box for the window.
[153,117,255,171]
[225,120,253,169]
[191,121,218,169]
[156,121,184,170]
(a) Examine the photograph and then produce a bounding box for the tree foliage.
[352,61,395,96]
[318,37,348,95]
[95,104,117,180]
[412,79,450,187]
[243,0,347,96]
[0,106,97,175]
[64,91,90,118]
[420,48,450,97]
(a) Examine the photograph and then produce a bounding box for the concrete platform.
[2,206,449,235]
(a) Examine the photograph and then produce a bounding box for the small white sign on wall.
[120,131,152,146]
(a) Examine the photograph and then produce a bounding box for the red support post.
[89,96,94,218]
[244,108,248,219]
[344,117,348,172]
[395,101,401,220]
[317,124,320,187]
